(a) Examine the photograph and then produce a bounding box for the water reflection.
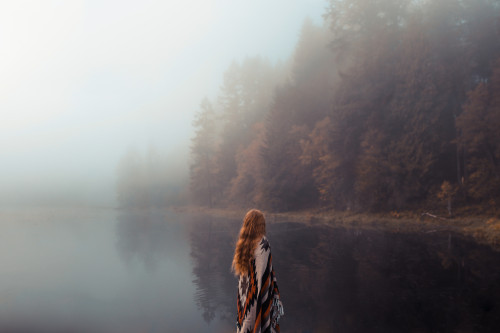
[115,209,185,271]
[189,218,500,333]
[113,209,233,333]
[188,215,237,326]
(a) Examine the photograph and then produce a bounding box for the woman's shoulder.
[254,236,271,271]
[260,236,271,251]
[254,236,271,257]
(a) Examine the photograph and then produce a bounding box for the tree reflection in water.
[189,218,500,333]
[188,215,238,326]
[113,209,233,332]
[115,209,186,271]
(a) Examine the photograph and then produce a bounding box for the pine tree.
[190,98,217,207]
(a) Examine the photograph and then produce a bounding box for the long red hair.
[232,209,266,276]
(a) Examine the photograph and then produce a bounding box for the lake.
[1,208,500,332]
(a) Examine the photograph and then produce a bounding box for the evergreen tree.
[213,57,279,203]
[190,98,217,207]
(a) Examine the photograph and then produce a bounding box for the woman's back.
[233,210,283,333]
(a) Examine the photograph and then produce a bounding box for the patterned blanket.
[236,236,284,333]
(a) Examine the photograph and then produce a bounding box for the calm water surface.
[1,208,500,332]
[0,208,229,332]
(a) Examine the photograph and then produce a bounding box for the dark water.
[1,208,500,332]
[189,216,500,333]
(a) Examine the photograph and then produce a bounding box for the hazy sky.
[0,0,326,206]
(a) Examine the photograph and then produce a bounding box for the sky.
[0,0,327,206]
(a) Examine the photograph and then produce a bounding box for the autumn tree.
[437,181,458,216]
[311,0,406,210]
[213,57,282,204]
[259,20,336,210]
[228,122,266,205]
[260,87,316,210]
[456,58,500,204]
[361,17,456,210]
[300,117,339,206]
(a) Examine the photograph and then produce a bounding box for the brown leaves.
[456,58,500,202]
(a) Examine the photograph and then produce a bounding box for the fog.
[0,0,325,207]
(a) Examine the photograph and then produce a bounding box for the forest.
[190,0,500,214]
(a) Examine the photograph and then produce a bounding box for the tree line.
[190,0,500,214]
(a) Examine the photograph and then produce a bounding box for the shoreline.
[173,205,500,251]
[4,204,497,251]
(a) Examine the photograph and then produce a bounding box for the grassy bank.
[173,205,500,251]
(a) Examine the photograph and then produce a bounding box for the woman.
[232,209,284,333]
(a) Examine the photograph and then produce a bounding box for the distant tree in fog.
[213,57,283,204]
[116,147,184,208]
[190,98,217,207]
[116,149,148,207]
[188,57,286,206]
